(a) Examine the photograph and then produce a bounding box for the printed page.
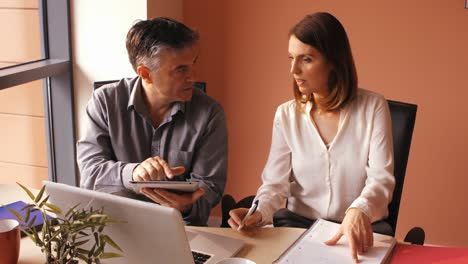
[275,219,396,264]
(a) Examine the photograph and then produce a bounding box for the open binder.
[0,201,50,237]
[274,219,396,264]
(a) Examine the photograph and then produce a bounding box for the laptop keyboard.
[192,250,212,264]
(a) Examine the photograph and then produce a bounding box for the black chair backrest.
[387,100,417,233]
[93,80,118,90]
[93,80,207,93]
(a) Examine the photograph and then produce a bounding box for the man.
[77,17,228,226]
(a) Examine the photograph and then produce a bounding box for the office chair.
[221,194,255,228]
[93,80,207,93]
[220,100,419,241]
[386,100,417,236]
[93,80,118,90]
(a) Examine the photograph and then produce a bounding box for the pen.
[237,200,259,231]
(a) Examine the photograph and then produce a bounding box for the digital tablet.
[129,181,199,193]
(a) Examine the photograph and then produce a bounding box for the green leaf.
[48,229,61,241]
[23,230,35,241]
[24,207,31,223]
[96,241,106,255]
[62,247,72,259]
[88,214,107,220]
[3,205,23,221]
[34,185,46,203]
[65,204,80,218]
[74,239,90,247]
[104,218,128,223]
[17,182,35,201]
[20,204,36,211]
[32,228,44,247]
[93,232,99,245]
[41,212,47,236]
[38,195,50,208]
[88,244,96,258]
[76,248,89,255]
[100,252,124,259]
[101,235,123,252]
[76,253,88,261]
[28,215,37,228]
[44,203,62,214]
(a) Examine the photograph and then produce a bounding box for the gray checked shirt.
[77,77,228,226]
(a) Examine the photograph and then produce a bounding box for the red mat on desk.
[390,244,468,263]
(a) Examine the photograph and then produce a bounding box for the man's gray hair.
[126,17,199,73]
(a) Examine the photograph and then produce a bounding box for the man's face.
[150,44,199,103]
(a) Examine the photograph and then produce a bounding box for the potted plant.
[5,183,125,264]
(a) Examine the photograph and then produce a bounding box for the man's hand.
[325,208,373,263]
[228,208,262,236]
[141,187,205,213]
[132,156,185,181]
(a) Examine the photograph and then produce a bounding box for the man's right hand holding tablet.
[132,156,205,214]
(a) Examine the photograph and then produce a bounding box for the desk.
[188,226,304,263]
[1,184,305,264]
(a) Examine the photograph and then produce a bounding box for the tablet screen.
[129,181,199,192]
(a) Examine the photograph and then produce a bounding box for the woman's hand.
[228,208,263,236]
[325,208,373,263]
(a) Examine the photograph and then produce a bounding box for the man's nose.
[186,68,196,83]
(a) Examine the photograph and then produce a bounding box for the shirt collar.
[127,78,186,118]
[127,78,146,114]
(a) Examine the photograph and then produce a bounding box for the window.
[0,0,44,69]
[0,80,48,188]
[0,0,77,186]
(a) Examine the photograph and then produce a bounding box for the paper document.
[274,219,396,264]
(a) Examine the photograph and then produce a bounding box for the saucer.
[216,257,256,264]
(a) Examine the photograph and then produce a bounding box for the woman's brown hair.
[290,12,357,111]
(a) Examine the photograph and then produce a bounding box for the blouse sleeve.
[349,96,396,222]
[254,107,292,225]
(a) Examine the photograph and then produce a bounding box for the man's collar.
[170,101,186,116]
[127,78,146,114]
[127,78,186,118]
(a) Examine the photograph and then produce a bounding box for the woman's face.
[288,35,332,97]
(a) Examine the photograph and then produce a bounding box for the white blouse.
[255,89,395,224]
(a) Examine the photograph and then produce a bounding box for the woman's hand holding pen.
[228,208,262,236]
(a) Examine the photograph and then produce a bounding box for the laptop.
[44,181,245,264]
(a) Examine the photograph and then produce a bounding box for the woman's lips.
[295,79,306,85]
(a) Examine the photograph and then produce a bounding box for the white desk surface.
[1,184,305,264]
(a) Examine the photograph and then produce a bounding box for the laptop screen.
[45,181,194,264]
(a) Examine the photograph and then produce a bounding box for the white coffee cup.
[216,257,256,264]
[0,219,21,264]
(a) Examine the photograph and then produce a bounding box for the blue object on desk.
[0,201,50,237]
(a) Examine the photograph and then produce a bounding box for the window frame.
[0,0,77,186]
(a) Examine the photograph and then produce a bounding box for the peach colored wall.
[184,0,468,246]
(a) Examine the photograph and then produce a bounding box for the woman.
[228,12,395,263]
